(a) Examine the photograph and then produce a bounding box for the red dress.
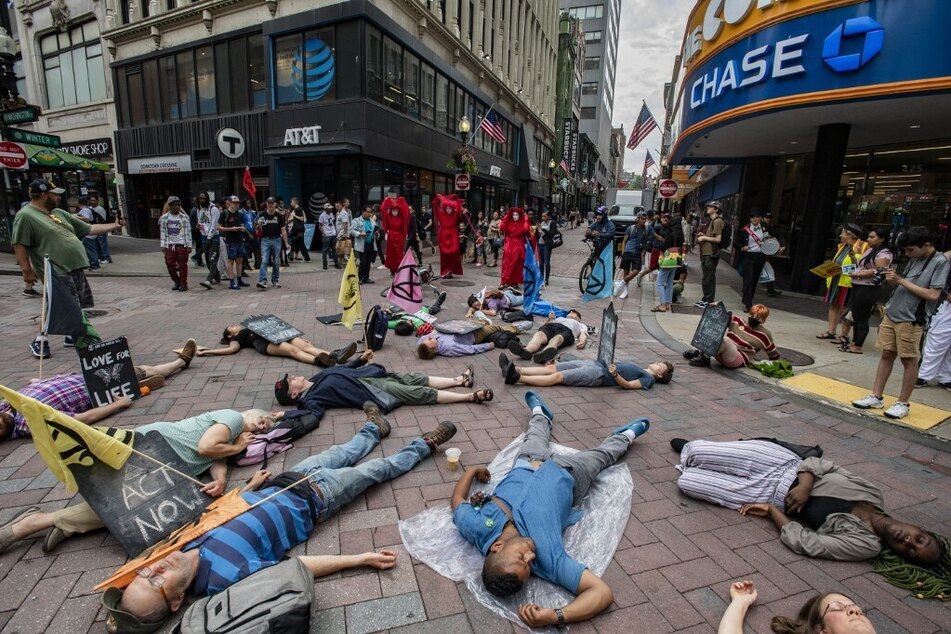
[499,209,531,286]
[380,197,410,274]
[435,195,464,276]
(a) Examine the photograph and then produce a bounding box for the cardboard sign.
[809,260,842,278]
[434,319,485,335]
[241,314,304,344]
[597,302,618,366]
[78,337,141,406]
[690,302,732,358]
[70,431,211,556]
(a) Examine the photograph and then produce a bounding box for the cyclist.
[584,206,615,255]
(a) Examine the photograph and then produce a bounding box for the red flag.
[242,166,256,199]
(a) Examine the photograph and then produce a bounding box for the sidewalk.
[635,256,951,439]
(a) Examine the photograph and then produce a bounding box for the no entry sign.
[454,173,471,191]
[0,142,28,170]
[658,179,678,198]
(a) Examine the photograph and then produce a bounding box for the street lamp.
[547,158,556,215]
[458,115,471,144]
[0,28,18,103]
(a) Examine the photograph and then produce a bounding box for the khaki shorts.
[876,316,924,358]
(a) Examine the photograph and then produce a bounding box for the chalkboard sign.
[78,336,141,407]
[690,302,732,358]
[434,319,485,335]
[71,431,210,556]
[241,314,304,344]
[597,302,618,366]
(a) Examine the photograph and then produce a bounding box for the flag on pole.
[0,385,134,494]
[582,241,615,303]
[627,102,658,150]
[559,159,573,179]
[642,151,656,179]
[242,166,256,199]
[479,110,506,144]
[337,252,362,330]
[386,250,423,313]
[522,239,543,314]
[42,257,101,347]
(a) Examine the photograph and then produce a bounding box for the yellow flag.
[0,385,134,493]
[337,250,362,330]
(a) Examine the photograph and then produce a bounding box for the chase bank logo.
[823,16,884,73]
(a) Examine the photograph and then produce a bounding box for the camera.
[871,267,887,286]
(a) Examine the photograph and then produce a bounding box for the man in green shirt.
[12,179,125,358]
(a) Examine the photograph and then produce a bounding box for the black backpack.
[719,221,733,251]
[364,305,388,351]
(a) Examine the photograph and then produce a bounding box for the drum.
[761,237,780,256]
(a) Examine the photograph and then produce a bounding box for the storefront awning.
[17,143,110,171]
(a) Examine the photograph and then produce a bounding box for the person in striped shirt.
[683,304,779,368]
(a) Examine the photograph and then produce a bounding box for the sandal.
[830,336,849,346]
[650,306,668,312]
[816,331,838,339]
[839,343,863,354]
[472,388,494,404]
[461,364,475,388]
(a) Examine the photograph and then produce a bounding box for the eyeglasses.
[821,601,866,620]
[136,566,173,609]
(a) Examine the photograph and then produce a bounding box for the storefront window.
[420,64,435,125]
[435,73,448,131]
[367,26,384,105]
[404,52,420,118]
[420,170,434,210]
[274,34,304,105]
[176,51,198,118]
[126,71,146,126]
[301,26,336,102]
[335,21,361,100]
[365,159,383,204]
[195,46,216,116]
[248,35,266,108]
[337,157,361,204]
[159,55,179,120]
[383,36,403,112]
[41,21,107,109]
[383,162,403,197]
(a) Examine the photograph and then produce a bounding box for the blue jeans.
[259,237,282,283]
[290,423,431,521]
[96,234,112,261]
[656,267,676,304]
[503,290,524,307]
[538,244,552,284]
[321,234,339,268]
[82,236,100,267]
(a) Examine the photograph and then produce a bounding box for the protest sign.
[809,260,842,278]
[690,302,732,358]
[241,314,304,344]
[78,337,141,406]
[597,302,618,366]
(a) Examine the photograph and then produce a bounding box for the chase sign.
[822,16,883,72]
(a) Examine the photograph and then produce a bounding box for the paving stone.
[310,606,346,634]
[345,592,426,634]
[313,573,381,609]
[414,563,465,618]
[614,542,680,575]
[0,558,51,612]
[659,556,732,593]
[47,594,102,634]
[2,572,79,633]
[631,570,705,630]
[590,602,673,632]
[457,584,515,634]
[391,612,473,634]
[380,545,419,597]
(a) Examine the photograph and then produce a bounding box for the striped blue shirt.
[184,486,322,596]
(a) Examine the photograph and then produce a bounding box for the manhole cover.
[482,270,499,277]
[441,279,475,287]
[755,347,814,366]
[669,303,703,315]
[83,309,109,318]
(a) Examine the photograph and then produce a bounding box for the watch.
[555,608,565,628]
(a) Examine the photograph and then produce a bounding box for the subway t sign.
[1,106,41,124]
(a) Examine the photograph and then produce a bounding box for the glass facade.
[41,21,107,109]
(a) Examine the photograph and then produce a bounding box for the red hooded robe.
[499,207,531,286]
[434,194,464,276]
[380,196,411,275]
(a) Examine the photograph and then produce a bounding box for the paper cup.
[446,447,461,470]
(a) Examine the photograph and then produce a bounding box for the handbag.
[336,237,352,256]
[550,230,564,248]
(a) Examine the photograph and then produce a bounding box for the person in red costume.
[380,196,411,275]
[434,193,464,277]
[499,207,531,289]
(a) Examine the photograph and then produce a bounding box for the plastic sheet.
[399,434,633,632]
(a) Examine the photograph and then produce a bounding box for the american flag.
[642,151,656,179]
[480,110,506,144]
[627,102,658,151]
[559,159,573,178]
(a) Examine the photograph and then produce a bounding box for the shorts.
[876,316,923,359]
[252,337,272,355]
[539,323,575,347]
[225,241,246,261]
[620,252,642,273]
[63,269,94,308]
[554,360,604,387]
[360,372,437,405]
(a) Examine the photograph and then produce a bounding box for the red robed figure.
[499,207,531,287]
[380,196,411,276]
[434,194,464,276]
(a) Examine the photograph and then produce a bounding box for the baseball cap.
[101,587,166,634]
[323,202,333,210]
[705,200,722,210]
[274,373,295,406]
[28,179,65,195]
[225,195,240,203]
[266,196,276,203]
[749,208,763,218]
[166,196,181,204]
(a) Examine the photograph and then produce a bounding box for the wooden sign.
[78,336,141,406]
[241,314,304,344]
[690,302,732,358]
[70,431,210,556]
[597,302,618,366]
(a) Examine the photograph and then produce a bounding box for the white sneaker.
[636,275,643,288]
[514,321,534,333]
[377,264,388,269]
[884,402,910,419]
[613,280,624,296]
[619,286,629,299]
[852,394,884,410]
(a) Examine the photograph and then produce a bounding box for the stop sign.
[0,141,28,170]
[454,173,471,191]
[658,179,678,198]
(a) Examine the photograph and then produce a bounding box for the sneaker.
[613,280,624,296]
[682,348,702,360]
[636,275,643,288]
[31,337,51,359]
[618,286,629,300]
[179,285,188,292]
[852,394,884,410]
[200,281,213,290]
[256,281,267,289]
[332,342,358,364]
[914,378,929,388]
[22,288,41,298]
[613,417,650,440]
[693,301,709,308]
[172,283,181,291]
[139,375,166,392]
[532,347,558,364]
[63,336,75,347]
[315,352,334,367]
[884,402,910,419]
[688,355,711,367]
[42,526,72,553]
[524,391,554,421]
[363,401,391,438]
[514,321,533,333]
[101,259,113,264]
[377,264,388,269]
[940,382,951,392]
[235,278,248,287]
[271,282,282,288]
[670,438,689,454]
[177,338,197,368]
[507,340,532,361]
[0,506,40,554]
[504,361,520,385]
[422,421,458,451]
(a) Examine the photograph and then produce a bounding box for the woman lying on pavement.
[199,323,357,367]
[682,304,780,368]
[498,352,673,389]
[671,438,951,598]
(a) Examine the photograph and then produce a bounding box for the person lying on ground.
[0,339,198,441]
[671,438,950,580]
[499,353,673,388]
[0,408,277,555]
[416,320,530,359]
[682,304,779,368]
[507,309,587,363]
[103,410,458,632]
[466,289,524,318]
[274,350,494,418]
[199,323,357,367]
[451,391,649,628]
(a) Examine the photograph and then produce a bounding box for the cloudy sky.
[612,0,696,174]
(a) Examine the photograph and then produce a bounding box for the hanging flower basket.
[447,147,479,175]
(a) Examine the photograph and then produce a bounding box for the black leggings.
[849,284,880,347]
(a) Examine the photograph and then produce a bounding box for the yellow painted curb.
[780,373,950,430]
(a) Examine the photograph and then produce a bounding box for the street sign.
[0,141,28,169]
[215,127,245,159]
[454,173,471,191]
[6,129,61,147]
[1,106,41,125]
[659,179,679,198]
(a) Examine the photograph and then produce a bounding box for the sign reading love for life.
[78,337,142,406]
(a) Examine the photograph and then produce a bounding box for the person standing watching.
[695,201,724,308]
[92,197,113,264]
[195,192,221,290]
[75,196,101,270]
[915,246,951,390]
[13,179,125,358]
[217,195,252,291]
[335,199,352,263]
[852,227,949,419]
[158,196,192,291]
[256,197,288,289]
[318,202,340,270]
[352,205,377,284]
[615,211,652,300]
[739,209,769,312]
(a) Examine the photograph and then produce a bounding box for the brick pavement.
[0,228,949,633]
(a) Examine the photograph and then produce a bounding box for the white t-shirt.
[319,211,336,237]
[554,317,585,337]
[335,209,351,234]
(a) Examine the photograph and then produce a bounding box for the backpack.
[484,330,519,349]
[364,304,388,351]
[233,427,294,467]
[500,308,528,322]
[719,221,733,251]
[175,557,314,634]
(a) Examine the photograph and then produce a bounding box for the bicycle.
[578,237,621,294]
[379,262,444,300]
